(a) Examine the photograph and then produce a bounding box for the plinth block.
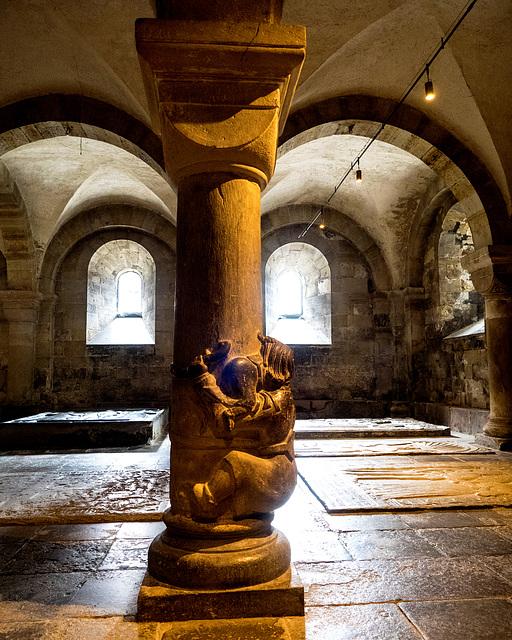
[137,565,304,622]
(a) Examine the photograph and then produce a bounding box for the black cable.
[298,0,480,238]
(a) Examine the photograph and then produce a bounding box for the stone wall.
[262,224,394,417]
[418,206,488,410]
[35,228,175,410]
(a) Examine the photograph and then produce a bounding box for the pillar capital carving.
[136,19,305,188]
[461,245,512,297]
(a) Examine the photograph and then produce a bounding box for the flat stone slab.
[0,438,171,525]
[297,456,512,513]
[0,409,168,450]
[137,566,304,622]
[294,418,450,439]
[294,437,493,457]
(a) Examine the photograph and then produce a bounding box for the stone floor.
[1,432,512,638]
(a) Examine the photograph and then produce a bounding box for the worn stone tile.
[0,543,24,570]
[417,526,512,556]
[472,509,512,526]
[0,525,41,543]
[305,603,423,639]
[33,523,122,541]
[399,510,483,529]
[0,540,112,574]
[0,573,87,620]
[99,538,151,570]
[296,557,512,605]
[39,618,158,640]
[399,598,512,640]
[289,531,352,562]
[116,521,165,539]
[0,621,50,639]
[325,513,410,532]
[491,525,512,542]
[481,555,512,583]
[69,569,146,616]
[159,616,304,640]
[340,529,442,560]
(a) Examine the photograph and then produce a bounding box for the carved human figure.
[182,333,296,521]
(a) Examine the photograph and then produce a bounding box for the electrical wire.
[298,0,480,238]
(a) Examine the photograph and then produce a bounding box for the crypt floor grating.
[0,426,512,638]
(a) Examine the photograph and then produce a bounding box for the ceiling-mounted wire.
[298,0,480,239]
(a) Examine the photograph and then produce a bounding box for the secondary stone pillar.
[0,290,41,407]
[136,1,305,622]
[462,246,512,449]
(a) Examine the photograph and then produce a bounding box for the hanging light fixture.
[319,207,325,229]
[425,64,435,101]
[355,159,363,182]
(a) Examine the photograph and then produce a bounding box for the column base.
[147,523,291,589]
[475,434,512,451]
[137,565,304,622]
[483,417,512,439]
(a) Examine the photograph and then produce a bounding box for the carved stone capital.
[0,289,42,324]
[461,245,512,297]
[136,19,305,188]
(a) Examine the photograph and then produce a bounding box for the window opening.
[117,270,142,317]
[277,271,303,318]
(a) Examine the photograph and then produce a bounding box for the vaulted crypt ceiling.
[0,0,510,284]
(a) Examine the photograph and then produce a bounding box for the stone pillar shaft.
[0,290,41,405]
[485,294,512,436]
[173,174,263,367]
[462,245,512,447]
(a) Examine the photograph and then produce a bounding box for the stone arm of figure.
[191,355,269,439]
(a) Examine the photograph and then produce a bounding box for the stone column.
[389,287,425,414]
[136,1,306,622]
[462,246,512,449]
[0,290,41,406]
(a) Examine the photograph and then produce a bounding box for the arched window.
[86,240,155,345]
[117,270,142,317]
[277,270,303,317]
[436,208,484,338]
[265,242,331,345]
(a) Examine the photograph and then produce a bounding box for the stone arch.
[86,240,157,344]
[36,225,175,409]
[0,95,163,168]
[39,204,176,295]
[406,187,458,288]
[280,96,506,247]
[262,205,392,292]
[265,242,332,345]
[0,160,36,289]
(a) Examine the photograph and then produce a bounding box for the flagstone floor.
[1,432,512,639]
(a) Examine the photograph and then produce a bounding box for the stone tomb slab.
[297,456,512,513]
[294,418,450,439]
[294,437,493,457]
[0,409,168,450]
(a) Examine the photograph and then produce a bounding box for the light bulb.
[425,79,435,101]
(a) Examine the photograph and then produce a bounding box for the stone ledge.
[137,565,304,622]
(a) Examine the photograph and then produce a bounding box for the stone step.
[294,418,450,439]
